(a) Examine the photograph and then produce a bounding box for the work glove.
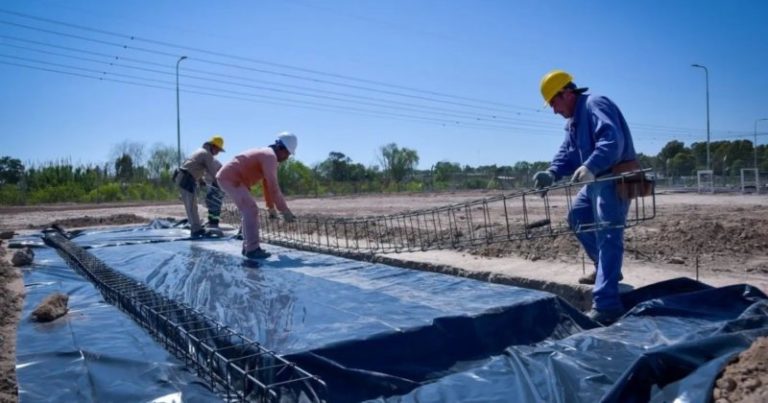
[282,210,297,223]
[267,207,279,219]
[571,165,595,183]
[532,171,555,189]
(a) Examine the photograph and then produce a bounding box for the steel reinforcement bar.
[220,170,656,255]
[42,230,326,403]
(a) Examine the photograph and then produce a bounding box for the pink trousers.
[217,179,261,253]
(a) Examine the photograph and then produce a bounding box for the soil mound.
[49,213,148,229]
[714,337,768,402]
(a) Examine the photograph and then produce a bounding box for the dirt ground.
[0,190,767,401]
[0,242,22,403]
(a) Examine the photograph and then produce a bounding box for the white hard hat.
[277,132,298,155]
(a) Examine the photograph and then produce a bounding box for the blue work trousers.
[568,180,630,311]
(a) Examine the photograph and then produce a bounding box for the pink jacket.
[216,147,288,211]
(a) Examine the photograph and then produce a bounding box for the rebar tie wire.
[219,169,656,256]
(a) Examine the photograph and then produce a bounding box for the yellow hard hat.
[206,135,225,151]
[540,70,574,104]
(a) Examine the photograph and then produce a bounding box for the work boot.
[206,228,224,238]
[243,247,271,260]
[586,307,624,326]
[190,229,206,238]
[578,271,623,285]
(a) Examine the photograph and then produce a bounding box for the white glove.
[282,210,296,223]
[267,207,278,219]
[571,165,595,183]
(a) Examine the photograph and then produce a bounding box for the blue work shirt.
[548,94,637,180]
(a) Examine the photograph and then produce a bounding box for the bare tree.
[146,143,177,179]
[110,141,145,168]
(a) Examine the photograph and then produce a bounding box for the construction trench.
[12,173,768,402]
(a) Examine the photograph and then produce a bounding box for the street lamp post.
[755,118,768,169]
[176,55,188,168]
[691,64,711,171]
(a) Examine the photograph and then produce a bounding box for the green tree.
[317,151,353,182]
[657,140,687,175]
[689,142,709,170]
[658,140,686,161]
[655,140,691,176]
[347,163,370,182]
[114,154,134,182]
[433,161,461,183]
[0,156,24,185]
[512,161,531,176]
[669,152,696,176]
[73,165,105,190]
[760,145,768,172]
[277,159,314,195]
[378,143,419,189]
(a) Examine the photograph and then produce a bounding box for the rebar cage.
[218,169,656,255]
[42,231,326,402]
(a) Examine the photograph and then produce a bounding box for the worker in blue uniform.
[532,70,638,325]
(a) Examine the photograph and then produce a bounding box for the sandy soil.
[0,190,766,401]
[713,337,768,402]
[0,242,23,402]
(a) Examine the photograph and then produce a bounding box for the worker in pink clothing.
[216,132,298,260]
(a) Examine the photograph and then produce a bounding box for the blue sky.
[2,0,767,170]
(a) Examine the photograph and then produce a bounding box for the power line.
[0,10,755,142]
[0,56,565,135]
[6,53,756,150]
[0,36,562,129]
[0,44,564,129]
[0,8,533,110]
[1,18,541,116]
[2,33,725,139]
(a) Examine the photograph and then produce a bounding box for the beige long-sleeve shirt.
[180,147,220,181]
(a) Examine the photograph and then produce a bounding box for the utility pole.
[176,56,188,168]
[691,64,711,170]
[755,118,768,169]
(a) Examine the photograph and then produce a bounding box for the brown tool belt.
[173,168,197,193]
[611,160,653,200]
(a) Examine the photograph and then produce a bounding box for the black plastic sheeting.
[362,281,768,403]
[15,243,222,402]
[81,227,570,356]
[21,223,768,402]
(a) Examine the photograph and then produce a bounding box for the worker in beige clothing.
[173,135,225,237]
[216,132,297,260]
